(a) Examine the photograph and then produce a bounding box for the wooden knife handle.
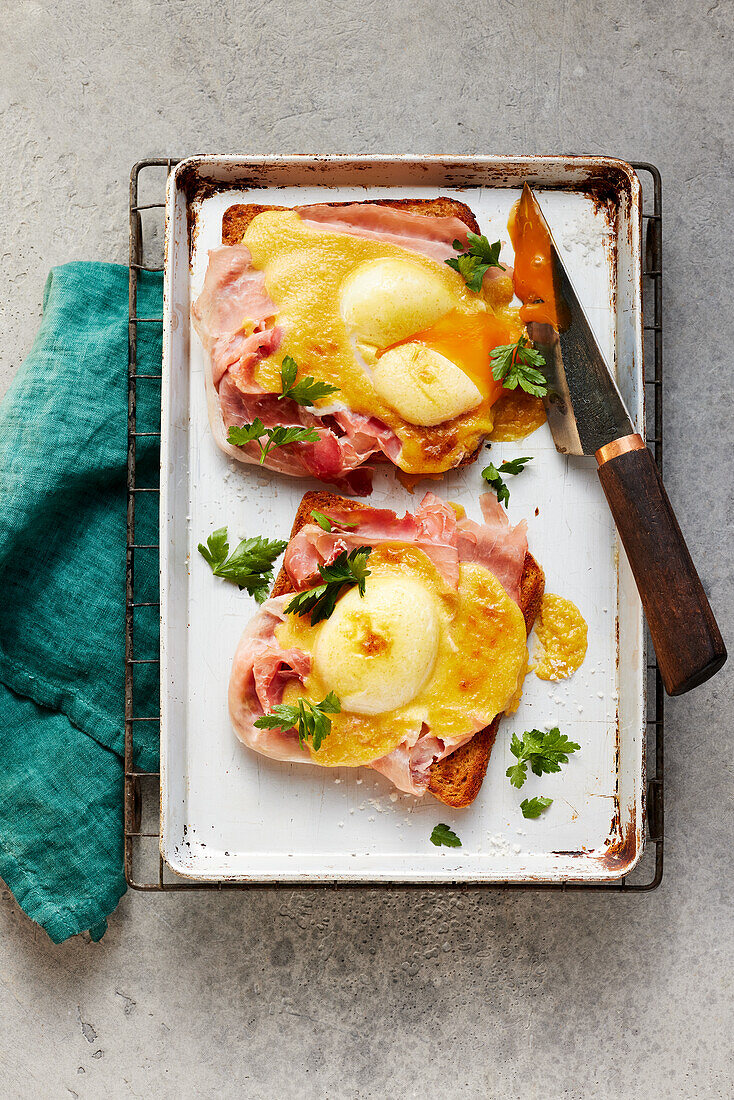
[596,435,727,696]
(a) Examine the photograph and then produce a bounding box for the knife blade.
[517,184,634,455]
[514,183,726,696]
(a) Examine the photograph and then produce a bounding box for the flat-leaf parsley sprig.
[198,527,287,603]
[430,823,462,848]
[520,796,553,819]
[227,418,320,463]
[506,728,581,789]
[254,692,341,752]
[285,546,372,625]
[279,356,340,406]
[491,337,548,397]
[481,456,533,508]
[445,232,505,292]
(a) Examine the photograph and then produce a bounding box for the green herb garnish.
[198,527,287,603]
[430,823,462,848]
[490,337,548,397]
[309,509,358,532]
[481,456,533,507]
[227,418,320,462]
[506,728,581,789]
[520,796,554,819]
[284,547,372,625]
[254,692,341,752]
[279,355,339,406]
[445,233,505,292]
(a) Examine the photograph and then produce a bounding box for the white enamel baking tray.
[160,155,645,882]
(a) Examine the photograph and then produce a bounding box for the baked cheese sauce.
[275,546,527,767]
[242,210,529,473]
[489,389,547,441]
[533,594,588,681]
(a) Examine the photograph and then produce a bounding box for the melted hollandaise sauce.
[533,594,588,681]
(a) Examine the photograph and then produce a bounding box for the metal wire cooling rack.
[125,159,664,891]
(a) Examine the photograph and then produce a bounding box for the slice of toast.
[222,196,481,246]
[222,197,488,478]
[272,490,545,807]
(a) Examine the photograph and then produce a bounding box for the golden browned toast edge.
[271,491,545,807]
[222,196,481,246]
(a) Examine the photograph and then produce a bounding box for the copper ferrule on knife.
[595,434,646,465]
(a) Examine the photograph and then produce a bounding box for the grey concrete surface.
[1,1,733,1097]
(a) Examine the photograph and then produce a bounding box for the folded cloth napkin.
[0,262,162,942]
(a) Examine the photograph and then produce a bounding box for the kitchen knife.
[519,184,726,695]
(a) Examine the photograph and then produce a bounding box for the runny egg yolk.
[385,310,517,406]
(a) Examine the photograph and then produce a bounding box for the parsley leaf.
[197,526,229,570]
[520,796,553,819]
[285,546,372,625]
[506,728,581,789]
[482,463,510,508]
[227,420,321,463]
[310,509,358,532]
[490,337,548,397]
[445,233,505,292]
[430,823,462,848]
[310,509,333,531]
[499,455,533,476]
[254,691,341,752]
[226,418,268,448]
[197,527,287,603]
[481,456,532,508]
[279,355,339,406]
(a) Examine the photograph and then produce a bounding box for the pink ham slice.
[456,494,528,606]
[283,490,527,605]
[295,203,473,263]
[284,491,462,588]
[371,730,478,796]
[191,245,279,388]
[229,596,314,763]
[229,493,529,795]
[192,242,403,494]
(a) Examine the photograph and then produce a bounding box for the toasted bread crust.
[272,491,545,807]
[221,196,481,246]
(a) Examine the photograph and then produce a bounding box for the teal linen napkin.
[0,262,162,942]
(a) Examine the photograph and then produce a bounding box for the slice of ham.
[295,202,474,263]
[191,246,279,388]
[229,493,529,796]
[456,493,527,606]
[229,596,314,763]
[284,491,462,588]
[283,490,527,605]
[192,243,403,494]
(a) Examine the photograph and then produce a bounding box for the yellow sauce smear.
[534,594,588,681]
[275,546,527,767]
[489,389,547,441]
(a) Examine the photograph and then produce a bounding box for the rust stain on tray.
[600,801,638,872]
